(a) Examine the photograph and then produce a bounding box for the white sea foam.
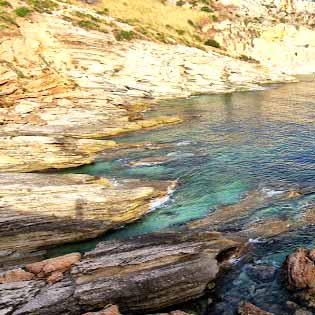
[262,188,285,197]
[249,238,266,244]
[149,185,176,212]
[176,141,192,147]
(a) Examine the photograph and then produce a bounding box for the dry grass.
[69,0,210,46]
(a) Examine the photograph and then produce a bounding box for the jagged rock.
[0,280,45,312]
[0,173,176,266]
[0,229,241,315]
[12,279,79,315]
[72,229,240,313]
[283,248,315,290]
[238,302,273,315]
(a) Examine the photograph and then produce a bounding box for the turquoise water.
[57,79,315,314]
[71,80,315,239]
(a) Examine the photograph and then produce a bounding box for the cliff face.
[0,0,301,172]
[209,0,315,74]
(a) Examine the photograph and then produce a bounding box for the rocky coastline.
[2,0,315,314]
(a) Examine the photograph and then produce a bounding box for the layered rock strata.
[0,229,241,315]
[0,173,176,267]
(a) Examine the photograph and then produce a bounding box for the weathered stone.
[0,269,34,284]
[26,253,81,275]
[0,229,240,315]
[283,248,315,290]
[0,173,176,265]
[238,302,273,315]
[12,279,79,315]
[82,305,121,315]
[72,229,240,313]
[47,271,64,284]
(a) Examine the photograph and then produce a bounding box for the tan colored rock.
[26,253,81,276]
[82,305,121,315]
[47,271,64,284]
[0,269,34,284]
[0,173,176,262]
[238,302,273,315]
[283,248,315,290]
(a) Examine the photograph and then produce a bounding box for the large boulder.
[283,248,315,290]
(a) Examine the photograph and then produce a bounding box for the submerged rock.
[0,229,241,314]
[238,302,273,315]
[244,264,277,283]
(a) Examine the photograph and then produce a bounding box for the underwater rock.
[0,173,176,267]
[238,302,273,315]
[244,264,277,283]
[129,156,171,167]
[0,229,241,314]
[283,248,315,290]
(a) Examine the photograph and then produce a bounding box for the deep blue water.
[56,79,315,314]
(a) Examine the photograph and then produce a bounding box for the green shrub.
[26,0,58,13]
[176,0,185,6]
[175,29,185,35]
[77,20,99,30]
[239,54,258,63]
[200,6,213,13]
[0,10,17,26]
[0,1,12,7]
[187,19,194,27]
[14,7,31,17]
[204,38,220,48]
[96,8,109,15]
[114,30,136,41]
[212,14,218,22]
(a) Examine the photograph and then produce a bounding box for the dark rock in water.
[244,264,277,283]
[283,248,315,290]
[286,301,313,315]
[238,302,273,315]
[0,229,241,315]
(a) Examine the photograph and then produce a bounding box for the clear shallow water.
[56,79,315,314]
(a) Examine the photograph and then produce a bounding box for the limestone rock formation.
[0,173,176,267]
[0,229,241,315]
[0,2,295,172]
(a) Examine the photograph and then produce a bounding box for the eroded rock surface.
[0,173,176,266]
[0,229,241,315]
[283,248,315,290]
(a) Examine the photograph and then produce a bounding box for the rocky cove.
[3,0,315,314]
